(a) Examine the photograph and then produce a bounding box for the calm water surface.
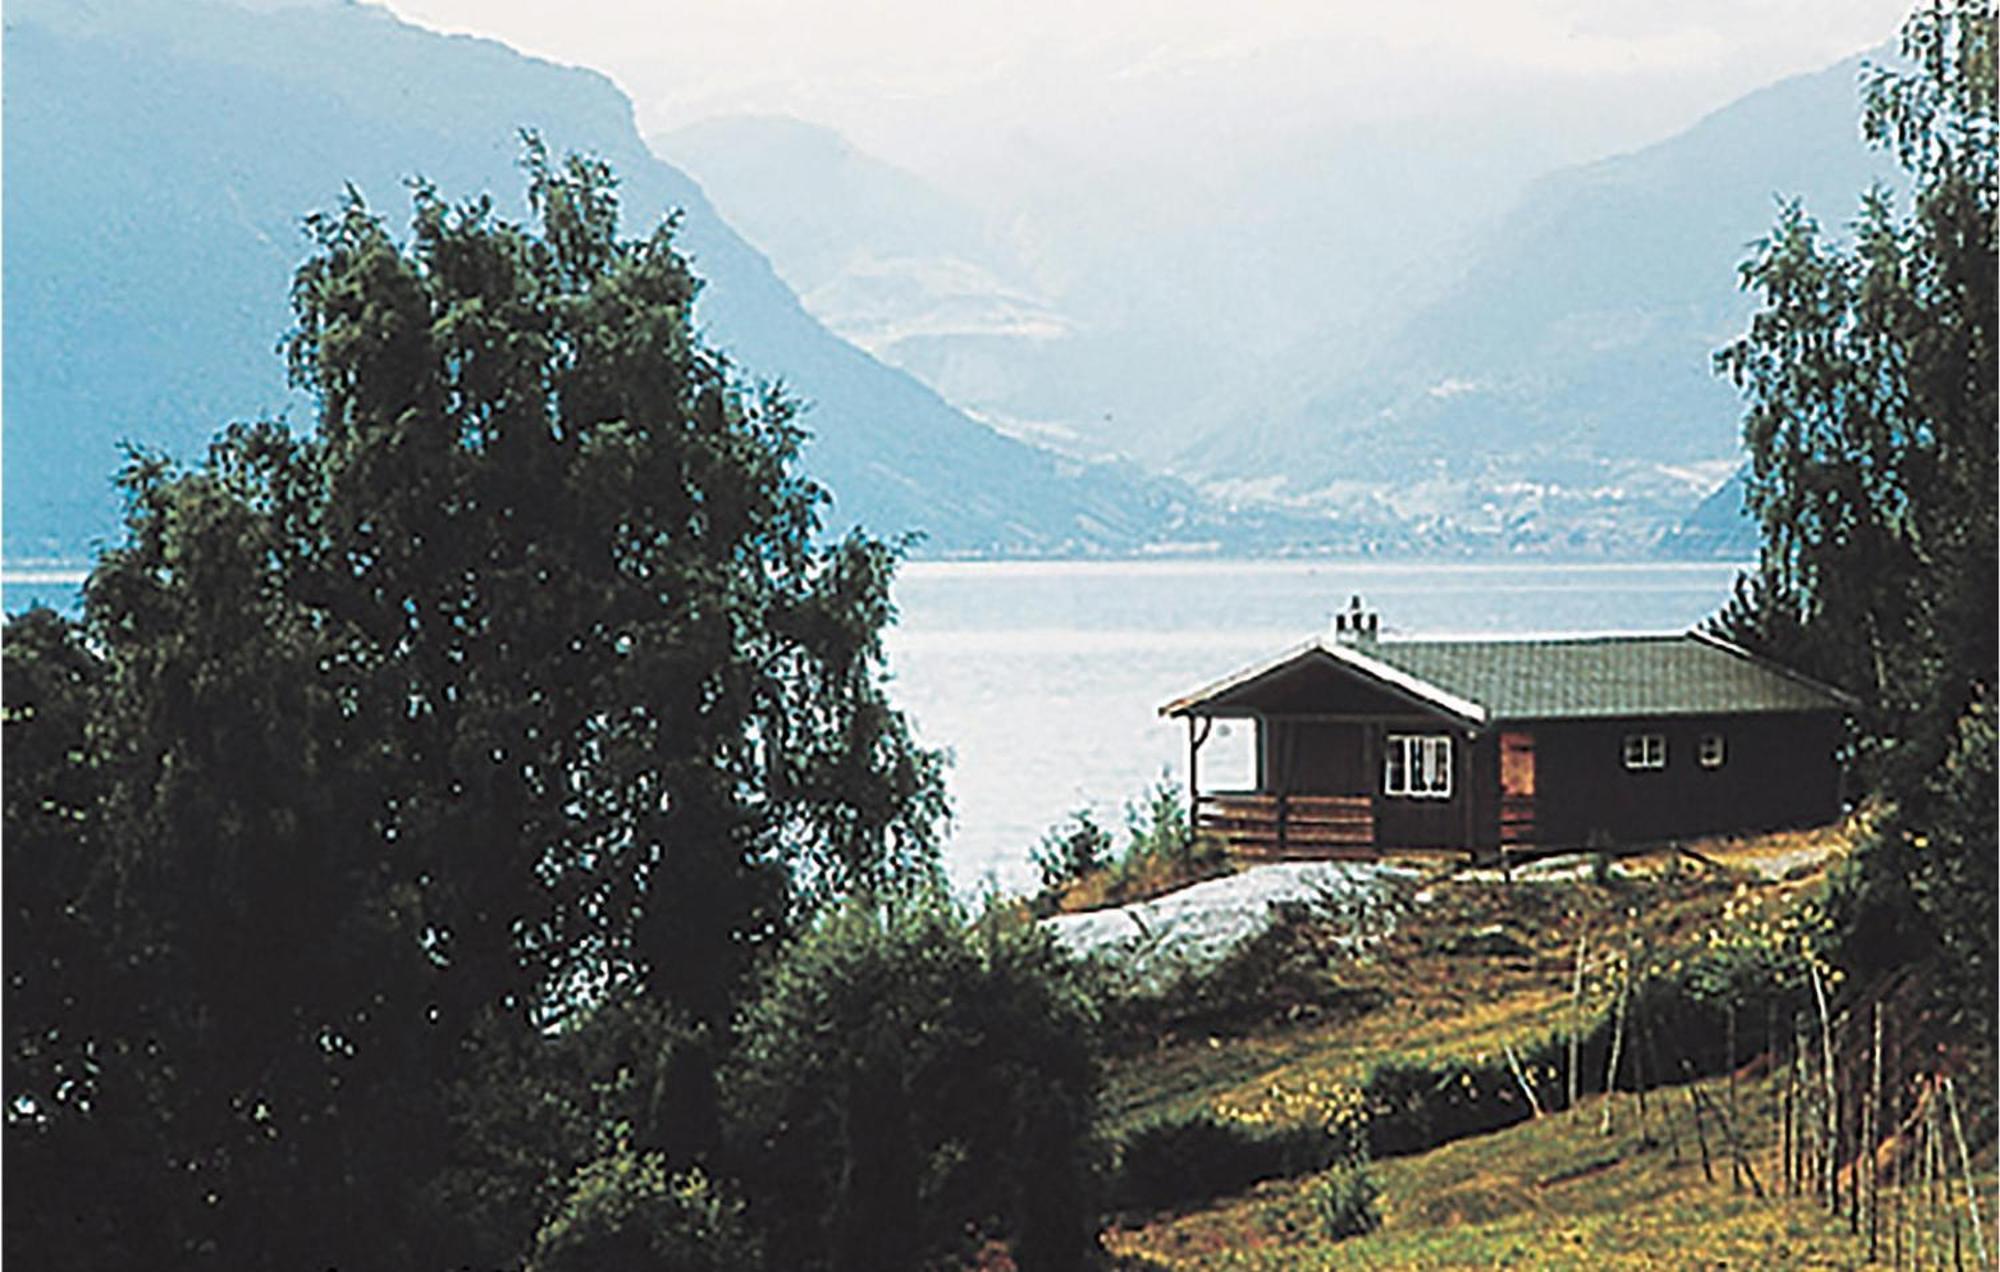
[3,557,1747,895]
[884,559,1748,894]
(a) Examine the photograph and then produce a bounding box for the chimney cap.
[1331,595,1380,644]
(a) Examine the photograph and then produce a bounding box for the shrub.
[1034,810,1115,892]
[1123,779,1195,869]
[1361,1053,1543,1158]
[1111,1110,1342,1212]
[423,992,723,1267]
[724,894,1102,1272]
[1308,1162,1382,1239]
[527,1152,758,1272]
[1033,781,1234,916]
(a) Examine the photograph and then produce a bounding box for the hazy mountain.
[1184,49,1904,502]
[656,115,1086,451]
[3,0,1192,563]
[658,51,1901,555]
[1659,469,1759,560]
[659,111,1571,469]
[658,115,1042,300]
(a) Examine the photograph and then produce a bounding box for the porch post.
[1463,730,1476,853]
[1187,716,1212,845]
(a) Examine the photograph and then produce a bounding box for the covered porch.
[1164,631,1495,860]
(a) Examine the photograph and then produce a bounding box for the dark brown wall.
[1263,717,1478,848]
[1526,711,1843,846]
[1251,711,1843,851]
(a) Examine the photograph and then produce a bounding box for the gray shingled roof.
[1364,633,1848,721]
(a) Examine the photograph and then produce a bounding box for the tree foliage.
[527,1153,759,1272]
[4,140,945,1268]
[724,896,1104,1271]
[1713,1,1996,1034]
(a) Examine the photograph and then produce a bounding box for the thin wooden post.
[1869,1003,1884,1262]
[1727,1002,1741,1192]
[1684,1060,1765,1200]
[1767,997,1779,1193]
[1941,1075,1989,1271]
[1503,1041,1545,1118]
[1894,1082,1907,1271]
[1892,1025,1907,1270]
[1686,1074,1715,1183]
[1850,1046,1863,1235]
[1811,963,1839,1214]
[1600,951,1629,1136]
[1924,1085,1939,1272]
[1931,1090,1946,1272]
[1569,931,1588,1114]
[1781,1031,1794,1195]
[1632,984,1653,1145]
[1928,1088,1944,1272]
[1800,1032,1816,1200]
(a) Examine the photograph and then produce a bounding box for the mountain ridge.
[1183,46,1904,490]
[2,0,1191,563]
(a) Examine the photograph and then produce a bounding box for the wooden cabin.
[1161,603,1852,859]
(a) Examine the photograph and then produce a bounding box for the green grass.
[1106,1074,1982,1269]
[1102,852,1742,1140]
[1089,819,1992,1268]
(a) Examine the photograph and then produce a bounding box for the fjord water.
[885,558,1747,895]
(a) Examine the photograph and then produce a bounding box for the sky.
[374,0,1915,197]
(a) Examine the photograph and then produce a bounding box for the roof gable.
[1160,638,1486,724]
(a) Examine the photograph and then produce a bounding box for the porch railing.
[1194,792,1374,858]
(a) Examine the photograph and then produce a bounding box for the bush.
[724,894,1102,1272]
[1111,1110,1342,1212]
[1123,780,1195,869]
[528,1152,758,1272]
[1361,1052,1545,1158]
[1308,1162,1381,1239]
[422,991,732,1266]
[1033,810,1116,892]
[1033,781,1234,916]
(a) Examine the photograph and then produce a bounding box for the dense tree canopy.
[5,140,950,1268]
[1714,0,1996,1033]
[724,898,1102,1272]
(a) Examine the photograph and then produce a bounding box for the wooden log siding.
[1196,792,1374,858]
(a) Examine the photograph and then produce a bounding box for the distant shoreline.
[4,557,1753,588]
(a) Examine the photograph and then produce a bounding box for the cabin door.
[1498,731,1536,844]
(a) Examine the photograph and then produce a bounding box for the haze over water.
[1,556,1749,897]
[886,558,1748,894]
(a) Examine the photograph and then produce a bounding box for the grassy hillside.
[1088,819,1997,1268]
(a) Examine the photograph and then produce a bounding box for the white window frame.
[1698,732,1726,769]
[1384,733,1453,799]
[1622,733,1667,771]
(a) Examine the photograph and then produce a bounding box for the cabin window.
[1698,732,1726,769]
[1384,734,1452,799]
[1622,733,1667,771]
